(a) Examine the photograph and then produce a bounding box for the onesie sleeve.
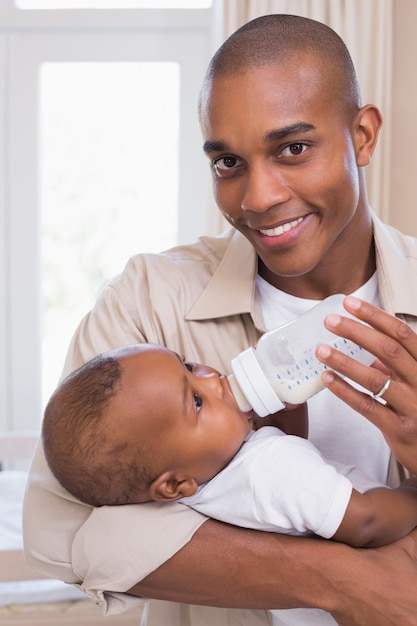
[251,434,355,539]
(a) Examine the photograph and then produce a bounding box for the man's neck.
[259,220,376,300]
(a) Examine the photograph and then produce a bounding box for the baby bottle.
[227,294,375,417]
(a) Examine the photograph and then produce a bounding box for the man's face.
[200,59,371,295]
[113,345,253,486]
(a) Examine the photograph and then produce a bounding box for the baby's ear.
[149,471,198,502]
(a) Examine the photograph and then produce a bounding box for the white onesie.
[180,426,383,539]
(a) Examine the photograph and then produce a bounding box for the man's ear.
[149,471,198,502]
[353,104,383,167]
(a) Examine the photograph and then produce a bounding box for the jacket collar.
[373,213,417,318]
[186,228,260,323]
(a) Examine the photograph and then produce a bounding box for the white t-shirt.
[256,272,391,485]
[257,273,391,626]
[180,426,382,538]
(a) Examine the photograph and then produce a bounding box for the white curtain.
[207,0,392,233]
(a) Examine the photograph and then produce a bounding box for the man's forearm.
[128,520,417,625]
[129,520,334,610]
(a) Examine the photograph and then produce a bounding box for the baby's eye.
[193,393,202,412]
[184,361,194,372]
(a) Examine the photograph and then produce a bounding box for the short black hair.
[42,354,153,507]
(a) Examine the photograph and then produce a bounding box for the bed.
[0,432,143,625]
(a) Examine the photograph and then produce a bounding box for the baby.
[42,343,417,548]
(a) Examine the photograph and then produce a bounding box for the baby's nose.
[195,362,220,377]
[202,371,224,395]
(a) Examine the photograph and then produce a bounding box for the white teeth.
[260,217,303,237]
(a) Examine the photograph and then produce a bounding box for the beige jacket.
[23,214,417,623]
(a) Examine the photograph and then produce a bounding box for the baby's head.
[43,344,252,507]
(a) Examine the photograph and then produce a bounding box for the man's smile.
[259,217,304,237]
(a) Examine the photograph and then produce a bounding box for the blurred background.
[0,0,415,437]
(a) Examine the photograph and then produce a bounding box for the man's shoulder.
[153,229,240,266]
[120,228,241,278]
[103,227,256,329]
[112,227,256,307]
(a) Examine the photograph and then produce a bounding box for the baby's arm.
[332,477,417,548]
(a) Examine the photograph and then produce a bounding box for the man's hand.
[317,296,417,475]
[331,527,417,625]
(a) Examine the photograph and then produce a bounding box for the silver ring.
[373,376,392,399]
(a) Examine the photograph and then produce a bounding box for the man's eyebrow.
[202,123,315,154]
[264,123,315,143]
[202,139,228,154]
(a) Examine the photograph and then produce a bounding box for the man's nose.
[240,163,291,213]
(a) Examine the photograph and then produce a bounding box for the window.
[0,4,213,432]
[41,61,181,400]
[16,1,211,8]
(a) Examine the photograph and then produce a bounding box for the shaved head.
[200,14,361,113]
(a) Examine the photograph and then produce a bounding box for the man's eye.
[193,393,202,412]
[212,155,242,177]
[282,143,307,157]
